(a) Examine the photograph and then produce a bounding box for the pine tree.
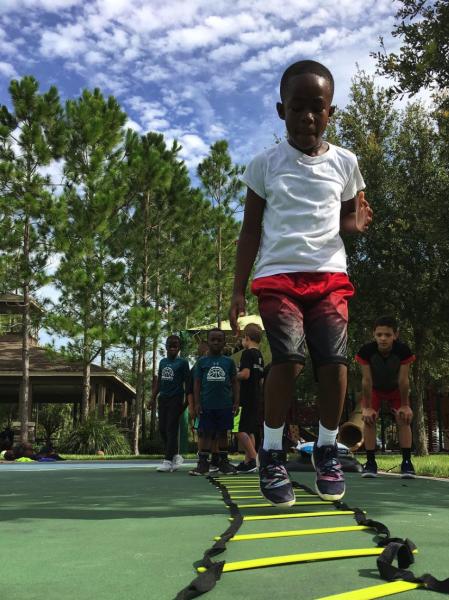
[0,76,65,441]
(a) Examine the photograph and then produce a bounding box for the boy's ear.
[276,102,285,120]
[329,105,336,118]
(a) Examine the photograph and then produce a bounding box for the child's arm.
[237,369,250,381]
[193,377,201,417]
[360,365,377,425]
[340,191,373,233]
[230,188,265,333]
[232,374,240,414]
[150,370,161,407]
[394,364,413,424]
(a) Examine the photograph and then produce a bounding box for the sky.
[0,0,407,348]
[0,0,406,173]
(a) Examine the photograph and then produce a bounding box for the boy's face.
[166,338,180,358]
[208,331,225,355]
[241,335,249,349]
[276,72,334,153]
[373,326,398,352]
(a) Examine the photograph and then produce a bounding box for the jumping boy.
[236,323,264,473]
[356,316,416,478]
[230,60,373,506]
[152,335,190,473]
[191,328,239,475]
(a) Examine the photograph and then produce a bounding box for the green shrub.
[60,417,130,455]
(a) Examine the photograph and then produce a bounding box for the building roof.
[0,334,135,398]
[0,293,44,314]
[187,315,264,332]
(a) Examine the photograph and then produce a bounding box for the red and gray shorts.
[251,272,355,368]
[371,388,402,412]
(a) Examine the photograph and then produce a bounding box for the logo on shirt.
[207,366,226,382]
[161,367,174,381]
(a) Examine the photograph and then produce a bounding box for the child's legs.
[164,397,183,460]
[198,434,213,452]
[158,399,168,449]
[238,403,258,460]
[217,431,228,450]
[255,288,306,428]
[305,281,354,431]
[237,432,257,460]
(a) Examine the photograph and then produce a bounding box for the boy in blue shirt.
[230,60,373,506]
[191,328,239,475]
[152,335,190,472]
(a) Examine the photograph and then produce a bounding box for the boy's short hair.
[280,60,334,101]
[166,334,181,345]
[243,323,263,343]
[373,316,398,332]
[207,327,225,340]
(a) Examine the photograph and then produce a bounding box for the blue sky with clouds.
[0,0,404,172]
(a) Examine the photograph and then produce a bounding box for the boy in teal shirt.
[152,335,190,472]
[191,328,239,475]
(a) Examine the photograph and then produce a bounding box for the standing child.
[356,316,416,478]
[152,335,190,473]
[190,328,239,475]
[230,60,373,506]
[236,323,264,473]
[188,340,222,475]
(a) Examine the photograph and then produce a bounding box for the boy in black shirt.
[191,328,239,475]
[355,316,416,478]
[152,335,190,472]
[236,323,264,473]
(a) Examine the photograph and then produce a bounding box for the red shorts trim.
[371,388,402,412]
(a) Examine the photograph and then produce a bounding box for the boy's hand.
[188,405,196,421]
[229,292,246,334]
[355,191,373,232]
[232,401,240,415]
[362,407,377,425]
[393,405,413,425]
[194,403,201,418]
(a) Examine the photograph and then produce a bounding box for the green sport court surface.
[1,461,448,600]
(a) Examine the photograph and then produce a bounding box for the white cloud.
[0,61,18,79]
[40,23,87,58]
[176,133,209,168]
[209,43,248,63]
[127,96,169,132]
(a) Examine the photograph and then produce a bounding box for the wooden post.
[98,384,106,418]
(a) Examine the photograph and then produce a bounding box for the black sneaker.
[209,453,220,474]
[401,459,416,479]
[236,459,258,473]
[218,454,237,474]
[189,453,209,476]
[258,448,295,508]
[362,461,378,478]
[312,443,345,501]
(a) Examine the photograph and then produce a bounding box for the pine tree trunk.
[20,215,30,442]
[217,223,222,327]
[412,331,428,456]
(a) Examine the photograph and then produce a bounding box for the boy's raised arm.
[340,191,373,233]
[229,187,265,334]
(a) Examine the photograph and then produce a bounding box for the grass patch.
[372,454,449,478]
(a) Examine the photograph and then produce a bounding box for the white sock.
[263,423,284,451]
[317,422,338,447]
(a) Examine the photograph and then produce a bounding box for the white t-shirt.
[241,140,365,278]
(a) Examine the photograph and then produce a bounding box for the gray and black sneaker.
[362,461,378,478]
[258,448,295,508]
[400,459,416,479]
[312,443,345,501]
[236,459,258,473]
[209,453,220,474]
[189,452,209,476]
[218,453,237,474]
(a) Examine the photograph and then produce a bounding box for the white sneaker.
[157,460,173,472]
[172,454,184,470]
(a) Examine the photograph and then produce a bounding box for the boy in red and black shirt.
[355,316,416,478]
